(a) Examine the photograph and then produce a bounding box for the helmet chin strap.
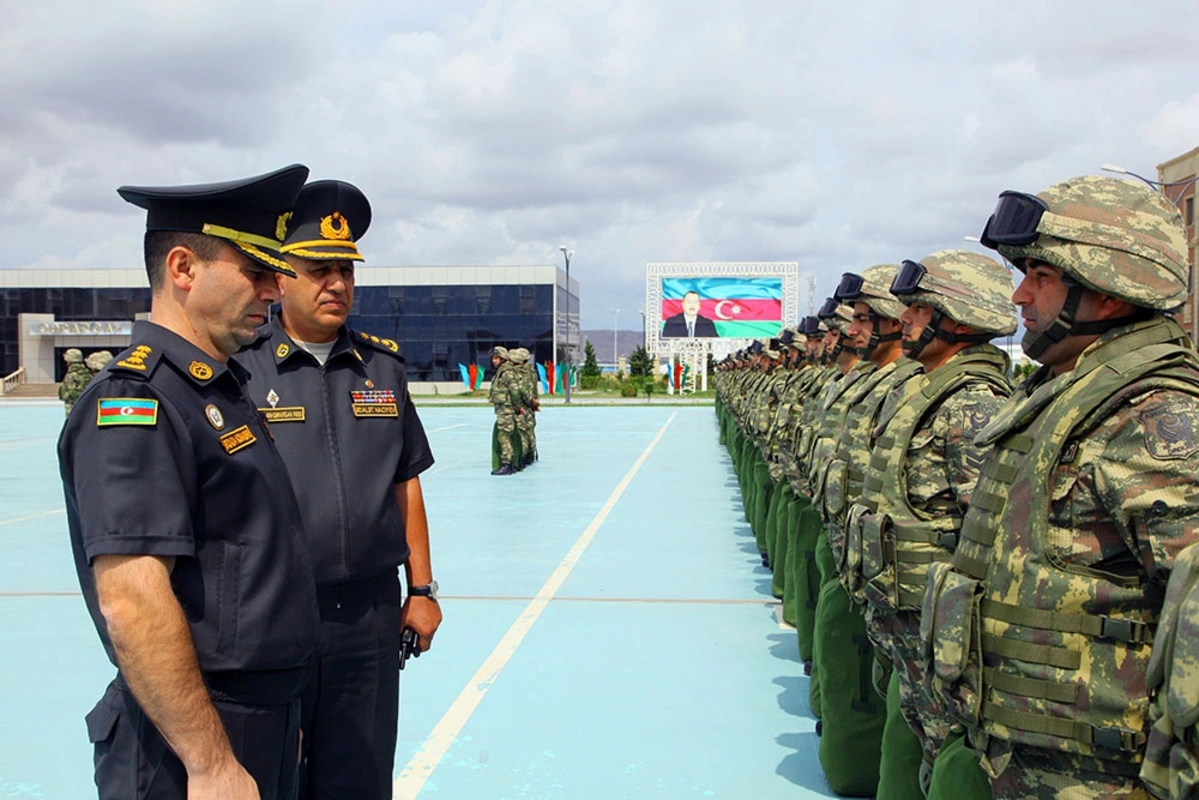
[1022,279,1152,360]
[902,309,993,359]
[857,311,902,359]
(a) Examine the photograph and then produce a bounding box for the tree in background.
[577,340,599,383]
[628,345,655,399]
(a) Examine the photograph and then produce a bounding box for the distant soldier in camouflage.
[924,176,1199,799]
[509,348,539,467]
[58,348,93,416]
[488,346,525,475]
[846,250,1015,800]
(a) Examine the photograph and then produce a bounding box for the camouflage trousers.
[517,408,535,459]
[984,744,1150,800]
[494,406,517,465]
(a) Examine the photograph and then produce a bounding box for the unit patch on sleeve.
[96,398,159,427]
[350,389,398,418]
[219,425,258,454]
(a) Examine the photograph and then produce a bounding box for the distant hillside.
[580,329,644,363]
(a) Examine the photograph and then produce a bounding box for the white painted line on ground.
[393,412,678,800]
[426,423,469,434]
[0,509,65,528]
[423,457,472,476]
[773,602,795,630]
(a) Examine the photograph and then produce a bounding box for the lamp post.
[1101,164,1199,344]
[612,308,620,370]
[559,246,573,404]
[638,309,646,350]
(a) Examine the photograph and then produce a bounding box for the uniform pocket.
[929,567,981,684]
[822,459,847,518]
[86,688,121,745]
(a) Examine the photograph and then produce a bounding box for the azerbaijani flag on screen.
[661,277,783,338]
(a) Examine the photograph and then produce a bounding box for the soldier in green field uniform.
[926,176,1199,799]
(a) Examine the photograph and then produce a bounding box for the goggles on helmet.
[890,260,927,296]
[817,297,840,319]
[833,273,865,302]
[979,190,1049,250]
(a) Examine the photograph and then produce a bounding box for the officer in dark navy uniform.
[235,179,438,799]
[57,165,321,799]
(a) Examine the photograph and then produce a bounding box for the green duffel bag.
[794,505,823,664]
[815,578,885,797]
[926,730,991,800]
[877,669,924,800]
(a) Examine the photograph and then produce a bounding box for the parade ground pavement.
[0,401,833,799]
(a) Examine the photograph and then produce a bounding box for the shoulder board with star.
[352,329,405,362]
[109,341,162,380]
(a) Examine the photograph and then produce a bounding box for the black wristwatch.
[409,581,439,601]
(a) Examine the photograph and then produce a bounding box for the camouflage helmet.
[986,175,1188,311]
[64,348,83,363]
[490,346,510,360]
[840,265,907,320]
[85,351,114,371]
[509,347,530,364]
[891,250,1017,336]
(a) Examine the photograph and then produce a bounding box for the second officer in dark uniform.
[236,180,439,798]
[58,165,321,799]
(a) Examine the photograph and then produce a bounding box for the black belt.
[315,571,400,612]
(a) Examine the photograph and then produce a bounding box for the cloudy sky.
[5,0,1199,328]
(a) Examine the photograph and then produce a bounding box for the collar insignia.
[276,343,290,359]
[189,361,214,381]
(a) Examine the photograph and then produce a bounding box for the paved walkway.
[0,403,829,799]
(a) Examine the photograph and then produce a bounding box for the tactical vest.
[924,318,1199,770]
[846,346,1010,610]
[806,364,873,507]
[824,358,923,573]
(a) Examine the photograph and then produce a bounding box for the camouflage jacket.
[59,363,93,406]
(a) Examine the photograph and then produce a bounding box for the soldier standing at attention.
[58,165,320,798]
[509,347,539,467]
[489,346,523,475]
[58,348,92,415]
[925,176,1199,798]
[236,180,439,799]
[845,250,1015,800]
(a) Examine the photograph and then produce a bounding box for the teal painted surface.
[0,403,832,798]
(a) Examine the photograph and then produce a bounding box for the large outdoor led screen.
[660,276,783,339]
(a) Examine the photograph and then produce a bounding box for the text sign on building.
[30,321,133,337]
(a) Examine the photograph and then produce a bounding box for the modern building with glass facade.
[0,265,579,387]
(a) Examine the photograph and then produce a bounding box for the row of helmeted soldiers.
[714,176,1199,800]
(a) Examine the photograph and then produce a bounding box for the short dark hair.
[684,290,700,300]
[143,231,224,290]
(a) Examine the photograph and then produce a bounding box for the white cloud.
[3,0,1199,326]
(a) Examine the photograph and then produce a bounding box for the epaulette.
[352,329,405,361]
[109,342,162,380]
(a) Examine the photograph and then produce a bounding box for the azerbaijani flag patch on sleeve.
[96,398,159,427]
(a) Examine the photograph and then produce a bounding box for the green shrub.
[620,380,639,398]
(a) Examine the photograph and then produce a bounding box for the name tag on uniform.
[259,407,306,423]
[219,425,258,454]
[350,390,398,418]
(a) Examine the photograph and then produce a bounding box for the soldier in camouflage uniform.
[793,300,859,673]
[924,176,1199,799]
[509,348,539,467]
[844,250,1016,800]
[488,346,525,475]
[58,348,93,416]
[812,264,924,796]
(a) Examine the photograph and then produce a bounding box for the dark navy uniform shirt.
[236,317,435,587]
[58,321,320,687]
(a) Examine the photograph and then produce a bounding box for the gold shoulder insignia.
[116,344,153,372]
[319,212,351,241]
[381,338,399,353]
[276,343,290,359]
